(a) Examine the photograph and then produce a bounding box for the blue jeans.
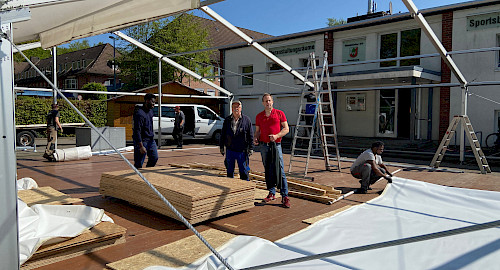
[134,138,158,169]
[225,149,250,180]
[259,143,289,196]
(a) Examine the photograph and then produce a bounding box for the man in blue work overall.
[133,93,158,169]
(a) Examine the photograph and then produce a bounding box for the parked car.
[143,104,223,144]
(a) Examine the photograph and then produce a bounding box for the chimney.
[368,0,373,14]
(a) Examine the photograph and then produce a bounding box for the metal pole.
[113,37,117,91]
[158,57,162,149]
[401,0,469,163]
[114,31,233,97]
[52,46,57,104]
[200,6,314,89]
[0,23,21,270]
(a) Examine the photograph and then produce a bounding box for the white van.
[151,104,224,144]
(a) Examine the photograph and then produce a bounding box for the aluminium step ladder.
[430,115,491,173]
[288,51,341,177]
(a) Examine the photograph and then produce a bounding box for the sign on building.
[467,12,500,31]
[269,41,315,57]
[342,38,366,63]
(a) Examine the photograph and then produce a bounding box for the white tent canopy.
[5,0,200,48]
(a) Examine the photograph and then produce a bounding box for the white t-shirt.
[350,149,382,171]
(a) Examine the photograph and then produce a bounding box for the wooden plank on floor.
[302,205,353,225]
[107,229,236,270]
[18,186,83,206]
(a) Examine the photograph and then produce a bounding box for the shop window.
[380,29,421,67]
[240,65,253,86]
[497,35,500,68]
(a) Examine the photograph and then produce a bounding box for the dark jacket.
[220,114,253,153]
[132,106,154,144]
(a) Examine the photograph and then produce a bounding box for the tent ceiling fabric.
[10,0,200,48]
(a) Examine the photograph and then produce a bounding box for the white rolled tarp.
[147,177,500,270]
[53,145,92,162]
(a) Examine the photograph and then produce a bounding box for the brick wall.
[439,11,453,140]
[324,31,334,73]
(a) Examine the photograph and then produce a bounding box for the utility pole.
[109,36,117,91]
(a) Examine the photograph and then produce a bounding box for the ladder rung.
[289,158,308,163]
[292,148,310,152]
[295,136,311,140]
[300,113,316,116]
[297,124,313,128]
[321,124,335,126]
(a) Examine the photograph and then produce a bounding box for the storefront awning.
[332,66,441,89]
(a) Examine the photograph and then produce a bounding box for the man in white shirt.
[350,141,392,194]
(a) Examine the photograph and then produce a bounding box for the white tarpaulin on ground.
[17,180,113,265]
[147,177,500,269]
[6,0,200,48]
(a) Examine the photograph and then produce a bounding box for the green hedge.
[15,97,107,127]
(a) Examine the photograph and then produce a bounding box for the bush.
[81,82,108,100]
[15,97,107,127]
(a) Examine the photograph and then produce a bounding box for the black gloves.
[220,147,225,156]
[384,175,393,183]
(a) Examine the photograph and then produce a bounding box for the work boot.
[355,188,367,194]
[282,196,291,208]
[262,193,276,203]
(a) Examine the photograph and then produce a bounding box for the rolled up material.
[53,146,92,162]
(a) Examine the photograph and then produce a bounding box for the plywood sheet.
[21,222,126,269]
[100,166,255,224]
[18,186,83,206]
[107,229,236,270]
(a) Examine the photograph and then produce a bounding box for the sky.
[78,0,469,47]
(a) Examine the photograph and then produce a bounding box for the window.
[207,89,216,96]
[268,63,282,71]
[300,58,320,68]
[72,62,77,70]
[64,63,69,71]
[240,65,253,86]
[58,64,62,72]
[77,60,81,69]
[153,107,175,118]
[82,59,87,68]
[380,29,421,67]
[197,107,217,120]
[65,78,77,89]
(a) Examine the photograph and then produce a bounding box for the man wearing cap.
[220,100,254,180]
[133,93,158,168]
[173,106,185,149]
[43,103,63,161]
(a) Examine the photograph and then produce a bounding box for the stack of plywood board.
[19,186,126,269]
[171,163,342,204]
[99,166,255,224]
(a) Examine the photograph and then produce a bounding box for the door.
[195,106,219,138]
[152,106,175,137]
[376,89,398,138]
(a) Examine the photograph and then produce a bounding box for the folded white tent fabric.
[53,145,92,162]
[18,199,113,265]
[146,177,500,270]
[17,177,39,190]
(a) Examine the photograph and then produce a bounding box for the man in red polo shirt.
[254,93,290,208]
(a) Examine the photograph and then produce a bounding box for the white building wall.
[224,34,324,135]
[450,6,500,145]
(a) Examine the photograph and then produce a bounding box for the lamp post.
[109,36,117,91]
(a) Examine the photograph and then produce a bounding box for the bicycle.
[485,131,500,152]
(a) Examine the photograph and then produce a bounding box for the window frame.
[379,28,421,68]
[240,65,253,87]
[65,78,77,89]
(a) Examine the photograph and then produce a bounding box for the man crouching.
[350,141,392,194]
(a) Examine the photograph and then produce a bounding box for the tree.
[327,18,347,26]
[81,82,107,100]
[118,14,213,90]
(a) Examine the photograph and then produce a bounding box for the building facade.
[220,0,500,145]
[15,43,120,96]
